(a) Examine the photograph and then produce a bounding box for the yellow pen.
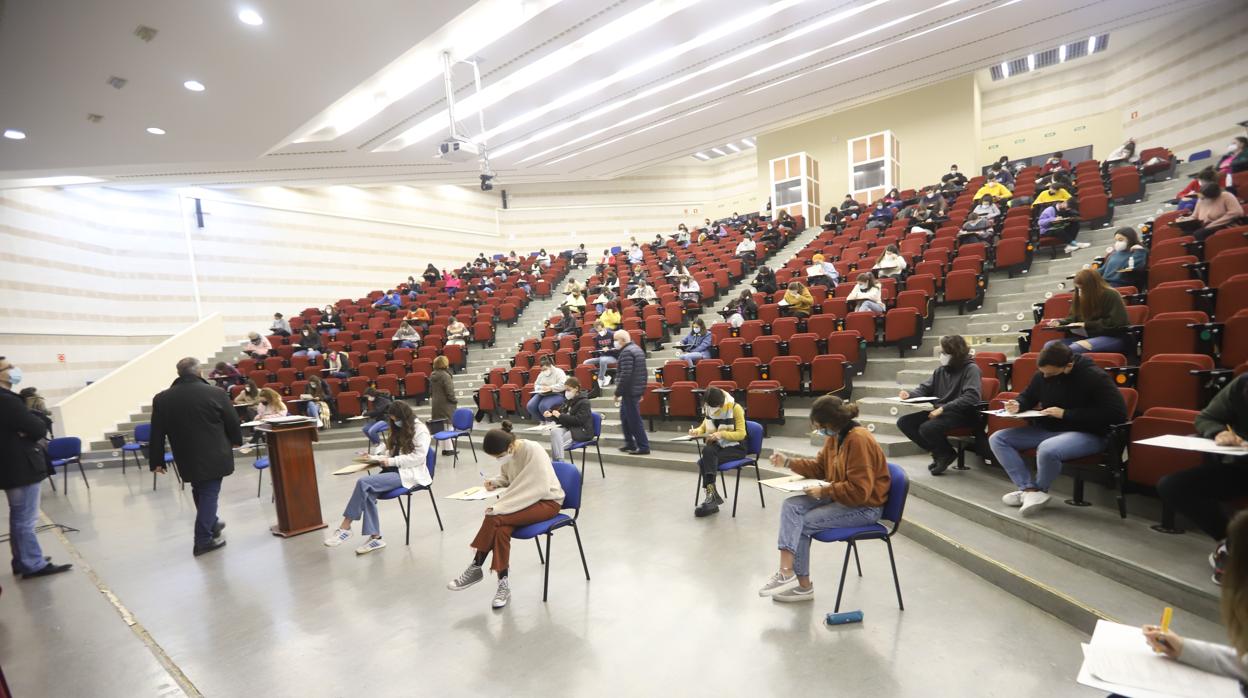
[1160,606,1172,633]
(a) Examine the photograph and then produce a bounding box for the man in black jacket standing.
[149,357,243,556]
[0,357,72,579]
[612,330,650,455]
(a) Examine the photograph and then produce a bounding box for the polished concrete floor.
[6,443,1102,697]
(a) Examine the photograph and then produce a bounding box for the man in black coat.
[149,357,243,556]
[612,330,650,455]
[0,357,72,579]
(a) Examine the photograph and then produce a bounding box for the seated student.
[360,388,394,454]
[959,211,997,242]
[988,342,1127,517]
[422,264,440,285]
[675,319,712,367]
[628,278,657,307]
[546,377,593,462]
[973,178,1012,203]
[317,305,343,338]
[758,222,782,246]
[1097,227,1148,288]
[403,275,421,300]
[805,253,839,287]
[1174,167,1217,212]
[563,289,587,315]
[563,278,584,296]
[446,422,566,609]
[1158,374,1248,585]
[989,162,1015,190]
[1103,137,1136,170]
[270,312,292,337]
[392,320,421,350]
[1143,510,1248,687]
[735,235,757,267]
[325,348,351,380]
[1217,136,1248,177]
[972,195,1002,221]
[443,273,462,296]
[241,332,272,360]
[627,243,644,265]
[1038,199,1087,253]
[1031,181,1072,207]
[759,395,890,602]
[918,186,949,217]
[648,234,665,253]
[445,318,470,347]
[846,272,885,313]
[1179,183,1244,242]
[324,402,431,555]
[625,264,649,294]
[209,361,242,388]
[1042,269,1129,354]
[753,266,778,295]
[839,194,863,219]
[233,379,261,420]
[941,163,968,190]
[578,321,617,388]
[572,243,589,267]
[240,387,289,453]
[373,290,402,313]
[821,208,842,231]
[688,387,749,518]
[597,300,621,330]
[527,356,567,424]
[302,375,333,429]
[536,249,552,268]
[780,281,814,318]
[291,327,323,361]
[677,275,702,305]
[723,288,758,328]
[872,244,908,279]
[674,224,691,246]
[865,201,895,230]
[404,305,431,332]
[896,335,982,475]
[1038,151,1071,180]
[546,307,578,340]
[596,249,615,274]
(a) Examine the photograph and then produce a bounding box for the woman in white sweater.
[324,402,431,555]
[526,355,568,423]
[447,422,566,609]
[846,272,885,313]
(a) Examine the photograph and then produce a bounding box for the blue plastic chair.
[378,448,443,545]
[433,408,477,468]
[1188,149,1212,163]
[120,423,151,474]
[610,246,622,255]
[564,412,604,478]
[511,460,590,602]
[47,437,88,493]
[691,421,765,517]
[253,455,270,499]
[154,452,184,491]
[812,462,909,613]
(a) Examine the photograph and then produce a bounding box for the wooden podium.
[258,422,327,538]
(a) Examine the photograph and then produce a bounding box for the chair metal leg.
[452,438,459,468]
[47,471,57,492]
[851,541,862,577]
[542,534,553,602]
[754,462,764,508]
[63,464,69,492]
[153,469,157,491]
[427,488,443,531]
[400,495,412,546]
[121,451,127,474]
[731,468,742,517]
[834,542,853,613]
[885,537,904,610]
[78,461,89,489]
[257,470,263,498]
[572,523,590,580]
[466,434,478,462]
[595,443,604,478]
[535,538,545,565]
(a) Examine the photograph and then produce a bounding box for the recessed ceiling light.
[183,80,206,92]
[710,147,726,156]
[725,143,741,152]
[693,152,710,160]
[742,137,756,147]
[238,9,264,26]
[3,129,26,140]
[146,127,166,135]
[1059,44,1067,62]
[1027,53,1035,70]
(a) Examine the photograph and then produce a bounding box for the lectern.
[258,422,327,537]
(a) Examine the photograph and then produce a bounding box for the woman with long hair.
[759,396,890,602]
[447,421,566,609]
[1043,268,1129,354]
[430,356,458,455]
[325,402,431,555]
[847,272,885,313]
[895,335,982,475]
[1096,227,1148,288]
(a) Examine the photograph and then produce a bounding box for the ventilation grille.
[990,33,1108,80]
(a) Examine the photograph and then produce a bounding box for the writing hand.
[898,390,910,400]
[154,467,167,475]
[1044,319,1061,328]
[770,452,788,468]
[483,481,497,491]
[1039,406,1064,419]
[1215,430,1246,447]
[1142,625,1183,659]
[1004,400,1020,415]
[928,407,943,419]
[803,486,823,499]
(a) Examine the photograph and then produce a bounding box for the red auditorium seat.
[883,307,923,356]
[809,355,852,398]
[1126,407,1203,531]
[745,380,785,428]
[769,356,803,393]
[335,391,362,419]
[694,359,726,387]
[661,360,689,387]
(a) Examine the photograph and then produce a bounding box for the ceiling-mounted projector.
[436,138,480,162]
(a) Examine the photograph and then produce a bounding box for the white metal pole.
[177,193,204,320]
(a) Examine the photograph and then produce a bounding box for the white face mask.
[494,452,513,466]
[614,340,625,349]
[565,389,577,399]
[939,353,952,367]
[1229,144,1239,153]
[858,283,869,290]
[1113,240,1128,252]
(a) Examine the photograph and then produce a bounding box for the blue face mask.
[816,427,832,436]
[5,367,21,386]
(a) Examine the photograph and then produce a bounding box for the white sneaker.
[492,578,511,609]
[1019,491,1052,517]
[1001,491,1025,507]
[758,571,798,597]
[600,375,612,387]
[239,445,254,455]
[772,584,815,602]
[1063,244,1079,254]
[324,529,350,547]
[1074,242,1091,249]
[355,537,386,555]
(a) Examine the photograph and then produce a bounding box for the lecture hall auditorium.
[1,0,1246,695]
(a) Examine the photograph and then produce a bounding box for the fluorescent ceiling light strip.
[284,0,563,145]
[743,137,755,146]
[726,143,740,152]
[546,102,722,166]
[493,0,892,161]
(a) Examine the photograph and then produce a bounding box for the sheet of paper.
[1134,434,1248,456]
[889,396,940,403]
[1076,644,1178,698]
[668,434,706,441]
[778,299,790,306]
[759,475,830,492]
[239,420,263,427]
[1075,620,1240,698]
[522,424,555,433]
[263,415,315,424]
[332,461,378,476]
[982,409,1048,418]
[805,265,824,277]
[445,486,508,501]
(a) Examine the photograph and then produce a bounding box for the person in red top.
[1174,168,1217,212]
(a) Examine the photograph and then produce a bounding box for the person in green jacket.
[1042,269,1129,354]
[1158,374,1248,585]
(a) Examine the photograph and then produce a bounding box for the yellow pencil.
[1160,606,1173,633]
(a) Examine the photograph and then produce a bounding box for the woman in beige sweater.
[447,422,565,609]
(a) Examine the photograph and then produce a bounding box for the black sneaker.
[22,562,72,579]
[212,521,226,538]
[930,453,957,476]
[193,539,227,557]
[618,445,637,453]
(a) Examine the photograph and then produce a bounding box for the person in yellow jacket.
[973,179,1012,202]
[690,387,748,517]
[1031,182,1072,207]
[597,302,621,330]
[781,281,814,318]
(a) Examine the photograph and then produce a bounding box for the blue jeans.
[777,495,882,577]
[584,356,616,383]
[6,483,47,575]
[678,351,709,367]
[988,426,1106,492]
[528,393,566,421]
[330,371,350,380]
[294,349,321,361]
[856,300,886,313]
[1043,335,1128,354]
[307,401,321,422]
[343,472,404,537]
[190,479,223,547]
[363,420,389,444]
[396,340,417,349]
[619,394,650,451]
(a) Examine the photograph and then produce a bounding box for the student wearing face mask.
[676,319,713,367]
[690,387,748,518]
[865,201,894,230]
[1096,227,1148,288]
[447,422,566,609]
[1178,183,1244,242]
[317,305,342,338]
[780,281,814,318]
[941,164,967,189]
[527,356,568,424]
[1216,136,1248,177]
[759,395,889,602]
[547,378,594,461]
[582,322,618,387]
[324,402,431,556]
[895,336,982,475]
[613,330,650,455]
[846,273,885,314]
[1042,269,1129,354]
[989,342,1127,517]
[1031,182,1072,207]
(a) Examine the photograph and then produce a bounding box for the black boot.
[930,452,957,476]
[695,485,724,517]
